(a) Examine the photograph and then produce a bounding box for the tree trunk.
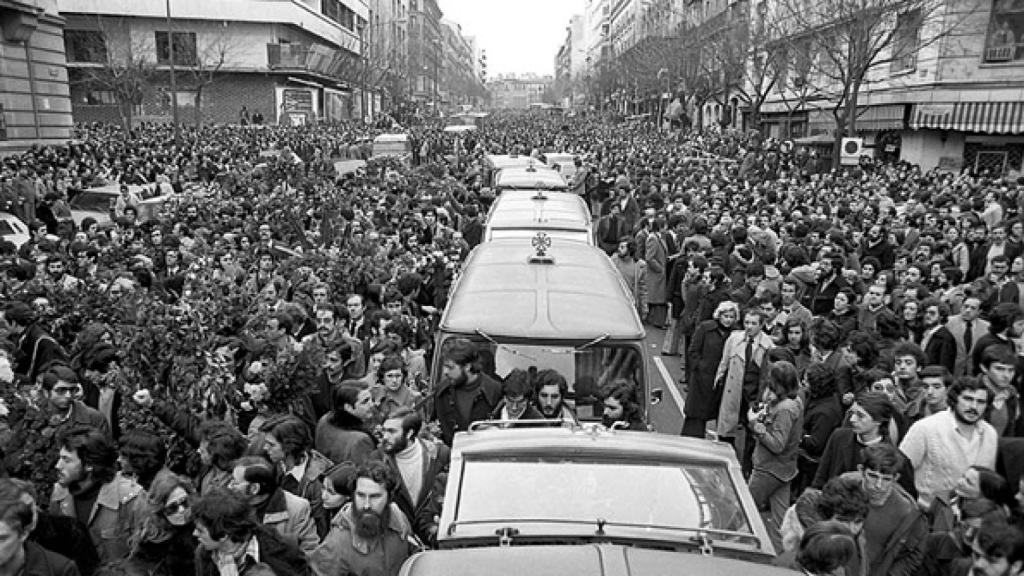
[194,86,203,127]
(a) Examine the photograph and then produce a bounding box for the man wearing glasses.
[41,364,110,440]
[842,443,927,576]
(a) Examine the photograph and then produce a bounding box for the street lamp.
[165,0,180,143]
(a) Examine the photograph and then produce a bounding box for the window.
[890,9,922,73]
[64,30,108,63]
[84,90,116,105]
[986,0,1024,62]
[155,31,197,66]
[322,0,357,30]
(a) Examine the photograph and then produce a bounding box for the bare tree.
[70,18,155,134]
[772,0,976,153]
[180,34,238,126]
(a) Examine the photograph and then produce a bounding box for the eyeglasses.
[164,498,189,515]
[51,385,81,396]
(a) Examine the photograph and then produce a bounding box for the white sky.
[437,0,583,78]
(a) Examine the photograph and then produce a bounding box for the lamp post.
[165,0,180,143]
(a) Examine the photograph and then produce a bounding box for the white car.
[0,213,29,248]
[69,184,169,229]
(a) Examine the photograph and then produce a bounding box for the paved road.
[643,324,688,435]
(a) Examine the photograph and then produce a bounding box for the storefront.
[905,102,1024,173]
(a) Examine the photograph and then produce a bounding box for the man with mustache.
[899,378,998,508]
[311,461,416,576]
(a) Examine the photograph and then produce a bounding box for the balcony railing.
[267,43,358,78]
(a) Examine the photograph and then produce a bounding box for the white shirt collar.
[287,455,308,483]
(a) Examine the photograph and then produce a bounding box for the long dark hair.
[330,385,367,429]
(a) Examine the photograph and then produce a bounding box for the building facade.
[408,0,441,106]
[756,0,1024,173]
[439,18,478,106]
[487,74,552,110]
[58,0,368,126]
[365,0,408,114]
[0,0,72,152]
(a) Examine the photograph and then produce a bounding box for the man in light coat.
[714,307,775,472]
[229,455,320,556]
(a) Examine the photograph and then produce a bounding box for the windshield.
[456,457,751,535]
[0,220,17,235]
[70,192,114,212]
[438,338,644,421]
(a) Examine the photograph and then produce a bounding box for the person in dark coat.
[433,338,502,446]
[0,478,97,576]
[5,300,66,383]
[695,265,731,324]
[682,300,739,438]
[920,298,958,374]
[193,490,311,576]
[315,385,377,467]
[795,363,844,496]
[0,483,81,576]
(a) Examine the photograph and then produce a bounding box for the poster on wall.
[277,87,317,125]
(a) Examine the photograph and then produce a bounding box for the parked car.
[69,184,170,229]
[0,213,29,248]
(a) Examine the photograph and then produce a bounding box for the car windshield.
[0,220,16,235]
[456,456,751,535]
[441,338,643,421]
[70,192,114,212]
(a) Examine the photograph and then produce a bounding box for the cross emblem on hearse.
[532,232,552,257]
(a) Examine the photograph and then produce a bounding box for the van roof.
[373,133,409,143]
[494,167,567,190]
[486,191,591,234]
[440,239,644,340]
[485,155,545,171]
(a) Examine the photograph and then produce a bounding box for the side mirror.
[651,388,663,405]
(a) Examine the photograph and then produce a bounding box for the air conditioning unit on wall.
[841,137,863,166]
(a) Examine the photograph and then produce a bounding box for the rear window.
[0,220,17,235]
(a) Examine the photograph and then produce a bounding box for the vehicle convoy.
[484,190,593,244]
[402,423,780,574]
[432,236,653,423]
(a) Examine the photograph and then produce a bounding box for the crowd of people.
[0,110,1018,575]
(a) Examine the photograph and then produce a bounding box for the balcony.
[267,42,358,79]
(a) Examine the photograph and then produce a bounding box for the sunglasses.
[164,498,189,515]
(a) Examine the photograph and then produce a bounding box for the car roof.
[374,133,409,143]
[401,544,791,576]
[487,191,590,232]
[440,240,643,340]
[451,426,739,464]
[494,167,567,189]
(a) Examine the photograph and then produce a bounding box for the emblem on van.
[530,232,554,263]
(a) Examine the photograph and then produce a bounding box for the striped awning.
[805,104,905,134]
[911,102,1024,134]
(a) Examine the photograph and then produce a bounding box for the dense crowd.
[0,111,1019,575]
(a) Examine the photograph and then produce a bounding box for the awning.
[807,105,905,133]
[911,102,1024,134]
[855,104,905,131]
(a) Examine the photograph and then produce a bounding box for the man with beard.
[433,338,502,445]
[373,407,449,544]
[303,305,365,380]
[193,489,311,576]
[533,369,577,423]
[920,298,957,374]
[971,522,1024,576]
[900,378,998,508]
[227,455,319,556]
[311,461,416,576]
[837,444,926,576]
[49,426,144,564]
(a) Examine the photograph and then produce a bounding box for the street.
[643,325,686,434]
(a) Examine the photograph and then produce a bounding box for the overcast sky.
[437,0,582,78]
